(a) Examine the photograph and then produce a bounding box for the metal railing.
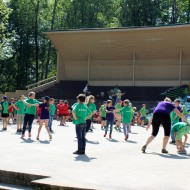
[26,76,57,91]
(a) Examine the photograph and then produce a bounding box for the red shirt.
[57,103,69,114]
[36,106,41,116]
[8,105,14,113]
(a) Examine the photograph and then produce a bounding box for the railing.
[26,76,56,91]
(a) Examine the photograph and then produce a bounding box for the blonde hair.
[28,92,35,97]
[85,95,95,106]
[164,97,171,102]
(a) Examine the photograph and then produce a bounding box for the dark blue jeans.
[105,119,114,136]
[76,123,87,152]
[22,114,35,135]
[48,114,54,130]
[86,119,92,133]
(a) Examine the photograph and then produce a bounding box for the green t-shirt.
[50,104,56,115]
[73,103,92,125]
[25,99,39,115]
[1,101,9,114]
[170,111,179,124]
[115,103,122,114]
[140,107,147,117]
[172,122,189,133]
[114,88,119,94]
[182,109,188,116]
[100,105,106,117]
[120,106,133,124]
[115,89,122,99]
[15,100,26,114]
[87,102,96,120]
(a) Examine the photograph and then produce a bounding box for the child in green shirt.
[172,122,190,154]
[0,96,10,131]
[114,100,122,131]
[48,98,56,133]
[115,99,133,141]
[72,94,92,155]
[85,95,97,135]
[14,95,26,133]
[140,104,147,127]
[99,101,107,130]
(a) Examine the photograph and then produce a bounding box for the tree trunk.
[33,0,40,82]
[45,0,59,79]
[172,0,177,24]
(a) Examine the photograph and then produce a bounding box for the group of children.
[0,92,189,155]
[0,93,56,141]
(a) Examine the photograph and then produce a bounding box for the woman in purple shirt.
[36,96,52,141]
[142,97,187,154]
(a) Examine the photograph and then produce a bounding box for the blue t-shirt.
[153,101,175,116]
[39,103,49,119]
[106,106,115,120]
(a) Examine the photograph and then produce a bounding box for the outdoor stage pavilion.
[46,24,190,87]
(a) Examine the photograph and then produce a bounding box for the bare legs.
[145,135,155,146]
[3,118,8,130]
[163,136,169,150]
[37,120,52,141]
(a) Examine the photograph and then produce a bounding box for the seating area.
[161,84,189,100]
[36,80,170,101]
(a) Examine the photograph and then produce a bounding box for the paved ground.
[0,119,190,190]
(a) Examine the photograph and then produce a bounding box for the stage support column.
[56,52,59,82]
[133,51,136,86]
[179,50,182,86]
[56,52,66,82]
[88,51,91,84]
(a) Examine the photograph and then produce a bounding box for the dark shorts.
[1,113,9,118]
[101,117,106,121]
[152,112,171,137]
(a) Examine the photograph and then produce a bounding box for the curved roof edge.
[45,23,190,34]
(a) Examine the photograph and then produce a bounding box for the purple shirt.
[39,103,49,119]
[106,106,115,120]
[153,101,175,115]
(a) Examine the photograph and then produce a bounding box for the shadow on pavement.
[151,152,190,159]
[21,138,34,144]
[38,140,50,144]
[74,155,97,162]
[86,140,99,145]
[130,132,138,134]
[126,140,137,144]
[107,138,119,143]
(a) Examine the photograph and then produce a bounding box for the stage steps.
[0,183,31,190]
[0,170,92,190]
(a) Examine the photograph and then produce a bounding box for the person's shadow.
[38,140,50,144]
[148,152,190,160]
[74,155,97,162]
[126,140,137,144]
[20,138,34,144]
[107,138,119,143]
[86,140,99,145]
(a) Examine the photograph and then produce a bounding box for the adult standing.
[83,84,88,96]
[142,97,187,154]
[21,92,39,139]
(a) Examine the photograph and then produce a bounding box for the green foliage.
[0,0,190,92]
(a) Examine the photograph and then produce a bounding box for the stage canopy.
[46,24,190,86]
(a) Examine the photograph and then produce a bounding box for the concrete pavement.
[0,120,189,190]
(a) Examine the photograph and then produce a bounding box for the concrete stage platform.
[0,120,190,190]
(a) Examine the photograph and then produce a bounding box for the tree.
[0,0,14,59]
